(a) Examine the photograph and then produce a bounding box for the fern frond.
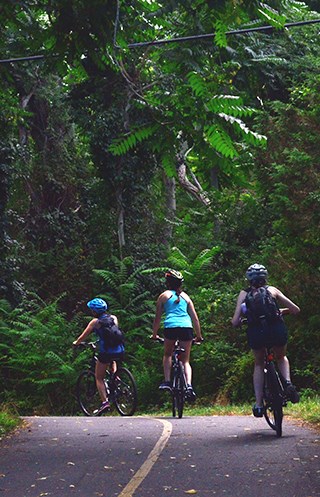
[109,125,159,156]
[45,351,66,365]
[204,124,238,158]
[187,72,208,97]
[93,270,119,290]
[206,95,256,118]
[162,153,176,178]
[168,247,191,272]
[218,113,267,145]
[214,20,228,47]
[257,3,286,28]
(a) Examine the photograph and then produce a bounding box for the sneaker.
[159,381,172,391]
[186,384,196,402]
[252,404,264,417]
[285,381,300,403]
[94,401,110,415]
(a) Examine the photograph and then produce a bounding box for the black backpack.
[245,286,280,324]
[98,314,124,347]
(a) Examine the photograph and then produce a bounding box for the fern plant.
[93,256,154,343]
[0,297,80,414]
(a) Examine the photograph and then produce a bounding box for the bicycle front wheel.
[263,364,283,437]
[172,364,185,419]
[113,367,138,416]
[76,370,100,416]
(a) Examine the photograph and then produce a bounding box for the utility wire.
[1,18,319,64]
[126,19,320,48]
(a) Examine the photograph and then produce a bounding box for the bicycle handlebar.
[73,341,97,350]
[150,336,202,346]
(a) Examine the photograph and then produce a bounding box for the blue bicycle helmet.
[87,298,108,314]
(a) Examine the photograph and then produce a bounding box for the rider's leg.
[273,344,299,402]
[180,340,193,385]
[252,348,265,407]
[163,338,175,381]
[273,345,290,381]
[95,360,109,402]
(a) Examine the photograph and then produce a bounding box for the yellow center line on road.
[118,418,172,497]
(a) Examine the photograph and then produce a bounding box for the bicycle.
[75,342,138,417]
[155,337,199,419]
[263,345,287,437]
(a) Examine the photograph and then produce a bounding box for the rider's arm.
[231,290,247,327]
[187,299,203,341]
[268,286,300,315]
[73,318,97,346]
[111,314,119,326]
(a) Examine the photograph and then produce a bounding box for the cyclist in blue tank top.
[73,298,124,415]
[152,270,203,400]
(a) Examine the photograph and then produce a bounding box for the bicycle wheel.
[263,363,283,437]
[76,370,100,416]
[172,364,184,419]
[112,367,138,416]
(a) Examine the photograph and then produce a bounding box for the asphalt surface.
[0,415,319,497]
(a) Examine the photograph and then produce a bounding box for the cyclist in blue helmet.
[232,264,300,418]
[73,298,124,415]
[152,270,203,400]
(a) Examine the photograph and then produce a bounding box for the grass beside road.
[145,395,320,431]
[1,396,319,437]
[0,408,22,439]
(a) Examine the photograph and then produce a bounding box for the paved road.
[0,415,319,497]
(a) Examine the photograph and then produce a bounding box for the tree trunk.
[176,148,211,207]
[163,173,176,246]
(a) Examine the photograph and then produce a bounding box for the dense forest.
[0,0,319,415]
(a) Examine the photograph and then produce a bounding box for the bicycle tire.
[172,363,184,419]
[112,367,138,416]
[76,370,100,416]
[263,363,283,437]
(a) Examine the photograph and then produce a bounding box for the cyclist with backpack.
[232,264,300,417]
[73,298,124,415]
[152,269,203,400]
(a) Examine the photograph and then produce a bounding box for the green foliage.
[93,256,154,339]
[167,246,221,287]
[109,125,159,156]
[0,298,79,414]
[0,0,319,417]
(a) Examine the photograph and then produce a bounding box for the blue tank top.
[164,293,192,328]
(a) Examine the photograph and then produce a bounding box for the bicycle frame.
[75,342,137,416]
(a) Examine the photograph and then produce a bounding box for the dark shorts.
[97,352,124,364]
[163,327,194,341]
[246,319,288,350]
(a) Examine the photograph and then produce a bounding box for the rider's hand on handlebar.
[194,336,204,343]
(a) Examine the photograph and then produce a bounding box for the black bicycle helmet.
[165,269,184,282]
[246,263,268,281]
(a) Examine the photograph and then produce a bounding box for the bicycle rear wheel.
[263,363,284,437]
[172,364,185,419]
[76,370,100,416]
[112,367,138,416]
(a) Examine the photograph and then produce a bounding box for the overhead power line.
[126,19,320,48]
[0,18,319,64]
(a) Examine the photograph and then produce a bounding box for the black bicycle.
[75,342,138,417]
[263,345,287,437]
[156,337,197,419]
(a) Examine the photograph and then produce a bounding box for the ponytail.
[174,288,182,304]
[166,276,183,303]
